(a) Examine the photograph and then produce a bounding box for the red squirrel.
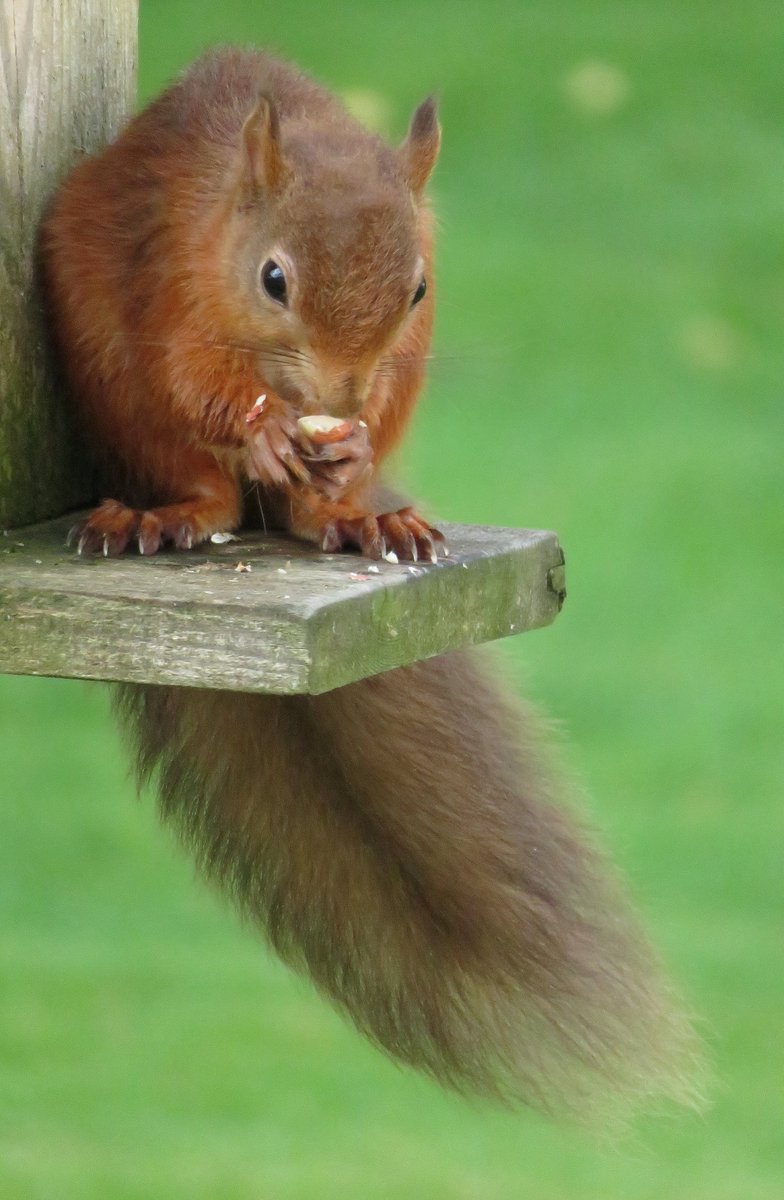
[39,48,700,1124]
[41,47,442,561]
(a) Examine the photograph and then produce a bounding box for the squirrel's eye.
[261,259,288,306]
[411,277,427,307]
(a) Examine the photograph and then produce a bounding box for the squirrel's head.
[216,92,440,417]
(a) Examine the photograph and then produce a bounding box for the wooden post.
[0,0,138,528]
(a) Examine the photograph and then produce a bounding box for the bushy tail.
[114,651,701,1124]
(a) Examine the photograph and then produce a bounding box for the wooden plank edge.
[305,526,565,693]
[0,518,565,695]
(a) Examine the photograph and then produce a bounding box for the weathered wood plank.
[0,0,138,527]
[0,515,566,694]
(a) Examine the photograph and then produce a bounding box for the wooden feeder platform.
[0,515,565,694]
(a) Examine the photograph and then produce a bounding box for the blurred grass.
[1,1,782,1196]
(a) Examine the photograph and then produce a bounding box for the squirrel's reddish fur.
[39,48,700,1123]
[41,47,439,559]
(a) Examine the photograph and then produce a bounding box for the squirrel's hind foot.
[321,506,446,562]
[71,498,225,556]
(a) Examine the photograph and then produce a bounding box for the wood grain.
[0,0,137,527]
[0,515,566,694]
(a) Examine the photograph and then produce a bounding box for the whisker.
[110,335,515,388]
[109,335,259,355]
[375,342,523,377]
[255,488,268,534]
[108,334,313,367]
[242,481,268,533]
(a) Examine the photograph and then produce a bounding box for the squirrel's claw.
[320,507,445,563]
[69,500,215,557]
[72,500,137,556]
[321,514,386,559]
[246,405,312,489]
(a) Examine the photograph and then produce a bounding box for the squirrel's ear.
[399,96,441,194]
[241,94,287,194]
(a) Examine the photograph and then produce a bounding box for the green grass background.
[2,1,782,1196]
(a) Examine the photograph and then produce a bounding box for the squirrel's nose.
[308,368,369,419]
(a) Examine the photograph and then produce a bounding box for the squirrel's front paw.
[322,507,447,562]
[245,402,312,490]
[298,420,372,502]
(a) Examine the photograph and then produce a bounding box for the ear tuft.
[241,93,286,195]
[400,96,441,194]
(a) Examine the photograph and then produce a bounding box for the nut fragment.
[297,414,353,444]
[245,394,267,424]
